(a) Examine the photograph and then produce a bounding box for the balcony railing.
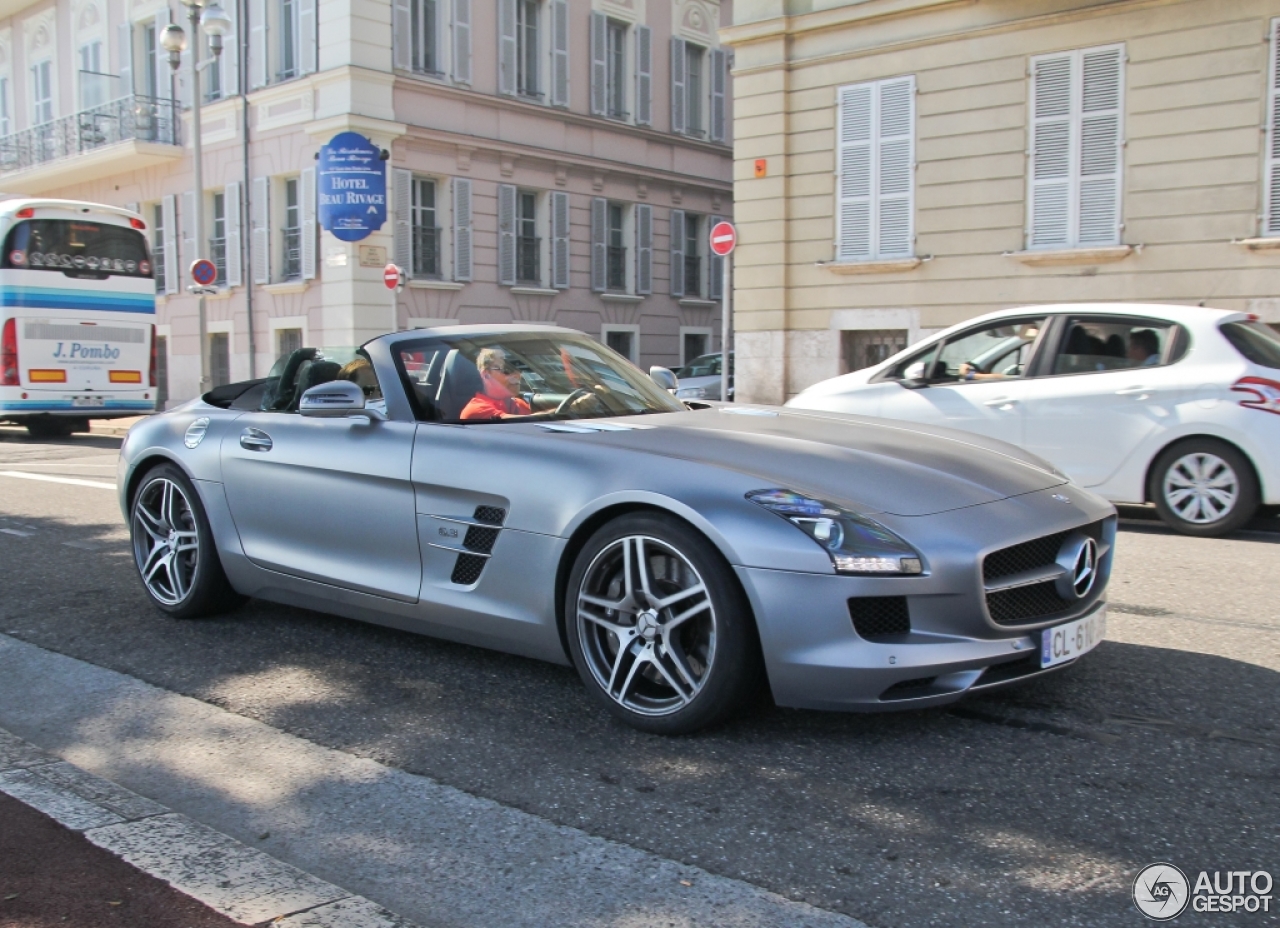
[282,227,301,280]
[0,94,179,174]
[684,255,702,297]
[413,226,441,279]
[606,245,627,291]
[517,235,540,284]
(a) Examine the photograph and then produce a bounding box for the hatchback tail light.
[1,318,17,386]
[1231,376,1280,415]
[149,324,157,387]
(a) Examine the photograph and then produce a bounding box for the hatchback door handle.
[239,428,272,452]
[983,397,1018,408]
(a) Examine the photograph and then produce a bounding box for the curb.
[0,729,421,928]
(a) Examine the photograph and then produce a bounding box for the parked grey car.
[119,325,1114,733]
[675,351,734,401]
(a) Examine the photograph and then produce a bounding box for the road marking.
[0,471,116,490]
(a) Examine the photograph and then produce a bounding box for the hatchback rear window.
[2,218,152,279]
[1220,321,1280,370]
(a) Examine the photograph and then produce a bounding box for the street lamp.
[163,0,232,394]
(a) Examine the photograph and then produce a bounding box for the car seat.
[289,360,342,411]
[436,349,484,420]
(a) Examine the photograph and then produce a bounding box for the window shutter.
[590,197,606,292]
[393,169,412,277]
[118,23,133,96]
[709,48,726,142]
[1268,20,1280,234]
[392,0,411,69]
[453,177,472,281]
[876,76,914,257]
[301,166,316,279]
[498,183,517,285]
[225,182,243,287]
[589,11,606,117]
[635,25,651,126]
[1078,46,1123,245]
[222,2,240,94]
[1029,53,1073,248]
[708,214,723,299]
[299,0,317,74]
[498,0,516,96]
[551,190,570,289]
[162,194,178,295]
[551,0,569,107]
[452,0,471,84]
[181,190,196,283]
[669,208,685,296]
[635,203,652,295]
[251,176,270,284]
[249,0,268,89]
[670,38,686,135]
[836,83,873,260]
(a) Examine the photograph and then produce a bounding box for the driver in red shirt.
[460,348,533,420]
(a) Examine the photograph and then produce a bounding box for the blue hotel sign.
[317,132,387,242]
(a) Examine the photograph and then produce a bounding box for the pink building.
[0,0,732,403]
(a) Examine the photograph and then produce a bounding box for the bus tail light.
[1,318,17,386]
[149,325,157,386]
[1231,376,1280,415]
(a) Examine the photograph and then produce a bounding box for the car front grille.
[982,521,1106,626]
[983,531,1069,583]
[848,596,911,640]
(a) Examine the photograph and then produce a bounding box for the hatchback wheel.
[1150,439,1259,537]
[130,464,244,617]
[566,513,763,734]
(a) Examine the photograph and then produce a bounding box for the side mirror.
[649,366,678,392]
[299,380,386,421]
[898,378,930,390]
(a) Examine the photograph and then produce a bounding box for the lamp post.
[161,0,232,394]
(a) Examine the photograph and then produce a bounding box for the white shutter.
[393,169,412,277]
[876,76,914,257]
[1078,46,1123,245]
[550,0,569,107]
[836,83,872,260]
[498,0,516,96]
[452,177,472,281]
[589,11,606,116]
[498,183,516,285]
[225,181,243,287]
[551,190,569,289]
[182,190,196,283]
[1029,53,1073,248]
[251,176,270,284]
[635,25,651,127]
[1268,20,1280,235]
[299,0,317,74]
[590,196,606,291]
[670,38,686,135]
[709,214,723,299]
[669,208,685,296]
[162,194,178,295]
[250,0,268,89]
[452,0,471,84]
[392,0,411,69]
[301,166,316,280]
[222,1,240,95]
[635,203,652,295]
[156,9,174,103]
[118,23,134,97]
[710,48,727,143]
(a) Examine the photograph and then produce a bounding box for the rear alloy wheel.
[1150,439,1259,537]
[130,464,244,618]
[566,513,762,734]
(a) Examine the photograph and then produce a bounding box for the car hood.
[577,407,1066,517]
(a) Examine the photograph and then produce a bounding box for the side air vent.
[848,596,911,640]
[474,505,506,525]
[451,554,488,586]
[450,505,508,586]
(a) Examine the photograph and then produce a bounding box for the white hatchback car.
[788,304,1280,537]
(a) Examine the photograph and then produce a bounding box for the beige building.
[723,0,1280,403]
[0,0,733,404]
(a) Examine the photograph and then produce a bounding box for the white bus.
[0,198,157,438]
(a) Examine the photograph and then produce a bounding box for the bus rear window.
[3,219,152,279]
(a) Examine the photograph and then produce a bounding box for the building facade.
[723,0,1280,403]
[0,0,732,404]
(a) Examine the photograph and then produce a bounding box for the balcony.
[0,94,183,193]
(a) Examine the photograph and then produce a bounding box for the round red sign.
[190,258,217,287]
[709,221,736,257]
[383,263,403,290]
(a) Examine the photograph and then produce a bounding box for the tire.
[129,463,245,618]
[565,512,764,734]
[1149,439,1259,537]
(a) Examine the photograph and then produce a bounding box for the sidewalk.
[90,416,149,437]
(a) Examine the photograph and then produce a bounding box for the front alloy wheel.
[1151,440,1259,537]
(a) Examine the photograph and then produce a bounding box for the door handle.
[1115,386,1150,398]
[239,427,273,452]
[983,397,1019,408]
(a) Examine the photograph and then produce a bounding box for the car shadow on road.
[0,427,125,451]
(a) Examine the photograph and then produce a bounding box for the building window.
[276,327,303,356]
[835,75,916,260]
[683,213,702,298]
[412,0,439,74]
[280,0,299,80]
[281,178,301,280]
[412,178,441,278]
[516,190,539,283]
[211,192,227,286]
[681,329,709,367]
[842,329,908,374]
[210,332,231,387]
[206,44,223,100]
[1028,45,1124,249]
[606,202,626,291]
[78,41,107,110]
[31,60,53,125]
[516,0,539,97]
[684,43,704,137]
[143,24,159,98]
[152,204,167,294]
[0,78,11,136]
[603,326,638,364]
[606,20,627,119]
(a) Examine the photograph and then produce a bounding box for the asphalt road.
[0,427,1276,928]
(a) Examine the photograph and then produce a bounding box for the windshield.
[2,218,152,280]
[394,331,685,423]
[677,353,721,378]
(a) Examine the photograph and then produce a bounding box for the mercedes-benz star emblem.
[1054,535,1100,601]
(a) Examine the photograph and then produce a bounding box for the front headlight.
[747,489,924,575]
[676,386,708,399]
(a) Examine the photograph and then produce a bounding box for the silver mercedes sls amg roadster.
[119,325,1114,733]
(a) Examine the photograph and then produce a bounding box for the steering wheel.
[556,387,594,415]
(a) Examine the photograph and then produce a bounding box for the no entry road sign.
[383,263,404,290]
[709,221,737,257]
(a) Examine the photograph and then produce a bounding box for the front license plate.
[72,396,105,407]
[1040,607,1106,668]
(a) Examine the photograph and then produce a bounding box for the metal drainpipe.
[240,0,256,377]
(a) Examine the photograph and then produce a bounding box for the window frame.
[411,0,442,75]
[515,0,540,98]
[684,41,705,138]
[605,18,627,120]
[601,323,640,364]
[1039,314,1187,378]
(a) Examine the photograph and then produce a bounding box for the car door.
[875,315,1048,447]
[1019,315,1187,487]
[220,353,421,602]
